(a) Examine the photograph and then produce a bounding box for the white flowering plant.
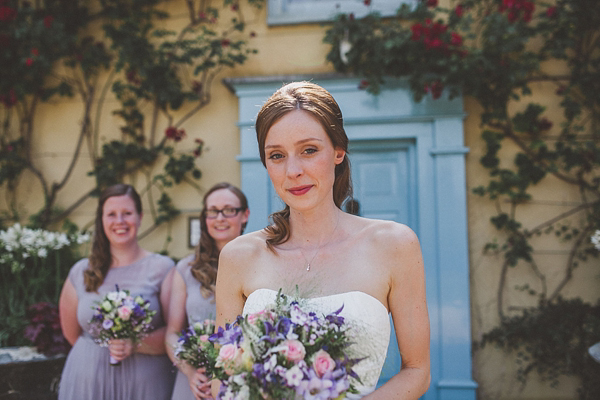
[0,223,90,273]
[209,291,362,400]
[89,286,156,365]
[0,223,90,348]
[591,230,600,251]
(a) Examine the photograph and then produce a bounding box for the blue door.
[348,140,417,387]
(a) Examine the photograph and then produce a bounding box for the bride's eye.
[303,147,318,155]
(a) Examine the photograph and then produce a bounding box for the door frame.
[225,75,477,400]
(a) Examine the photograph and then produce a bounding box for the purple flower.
[325,305,345,327]
[297,369,335,400]
[210,322,243,346]
[102,319,114,330]
[260,320,285,344]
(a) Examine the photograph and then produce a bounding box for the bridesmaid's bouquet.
[174,319,221,377]
[210,291,362,399]
[89,285,156,365]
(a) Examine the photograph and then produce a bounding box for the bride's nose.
[286,155,303,178]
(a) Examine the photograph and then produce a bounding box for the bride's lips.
[288,185,313,196]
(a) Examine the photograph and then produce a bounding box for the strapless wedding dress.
[243,288,391,398]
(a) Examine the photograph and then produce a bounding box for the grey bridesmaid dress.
[170,255,217,400]
[58,254,176,400]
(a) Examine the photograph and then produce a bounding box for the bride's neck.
[289,205,342,245]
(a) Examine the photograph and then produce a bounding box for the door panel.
[348,140,416,388]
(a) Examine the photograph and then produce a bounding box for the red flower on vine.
[221,38,231,47]
[424,0,438,7]
[26,58,34,66]
[499,0,535,23]
[165,126,185,142]
[0,89,17,108]
[44,15,54,28]
[546,7,557,18]
[425,81,444,99]
[231,3,239,11]
[0,5,16,22]
[363,0,371,6]
[31,48,39,56]
[454,4,464,18]
[451,32,463,47]
[537,118,553,131]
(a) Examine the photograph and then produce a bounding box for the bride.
[214,81,430,398]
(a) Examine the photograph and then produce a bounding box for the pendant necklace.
[299,213,340,271]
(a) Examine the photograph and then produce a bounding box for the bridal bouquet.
[174,319,221,377]
[210,291,361,399]
[89,285,156,365]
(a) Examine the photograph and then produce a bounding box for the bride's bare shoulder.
[354,217,419,250]
[220,230,269,262]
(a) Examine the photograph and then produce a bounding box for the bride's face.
[264,110,345,212]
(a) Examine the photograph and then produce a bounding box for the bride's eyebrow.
[264,138,323,150]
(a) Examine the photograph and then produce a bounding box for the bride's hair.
[255,81,352,251]
[85,184,142,292]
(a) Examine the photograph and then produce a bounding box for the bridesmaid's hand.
[187,367,213,400]
[108,338,135,362]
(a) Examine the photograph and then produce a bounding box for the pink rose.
[199,334,209,342]
[312,349,335,377]
[117,306,132,321]
[282,340,306,362]
[218,343,239,362]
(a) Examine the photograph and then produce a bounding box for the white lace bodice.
[243,288,391,398]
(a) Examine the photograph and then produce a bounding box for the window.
[268,0,416,25]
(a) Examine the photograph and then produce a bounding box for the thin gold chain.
[299,213,341,271]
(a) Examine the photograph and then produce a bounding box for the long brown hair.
[190,182,248,298]
[84,184,143,292]
[255,81,352,251]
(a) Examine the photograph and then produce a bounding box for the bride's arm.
[366,224,431,399]
[212,238,250,397]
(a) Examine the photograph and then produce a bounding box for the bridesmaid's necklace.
[299,213,340,272]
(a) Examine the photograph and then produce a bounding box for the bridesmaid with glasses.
[166,182,249,400]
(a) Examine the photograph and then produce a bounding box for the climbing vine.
[0,0,263,247]
[324,0,600,397]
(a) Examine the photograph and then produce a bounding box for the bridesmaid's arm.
[365,225,431,399]
[166,268,188,365]
[58,278,81,346]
